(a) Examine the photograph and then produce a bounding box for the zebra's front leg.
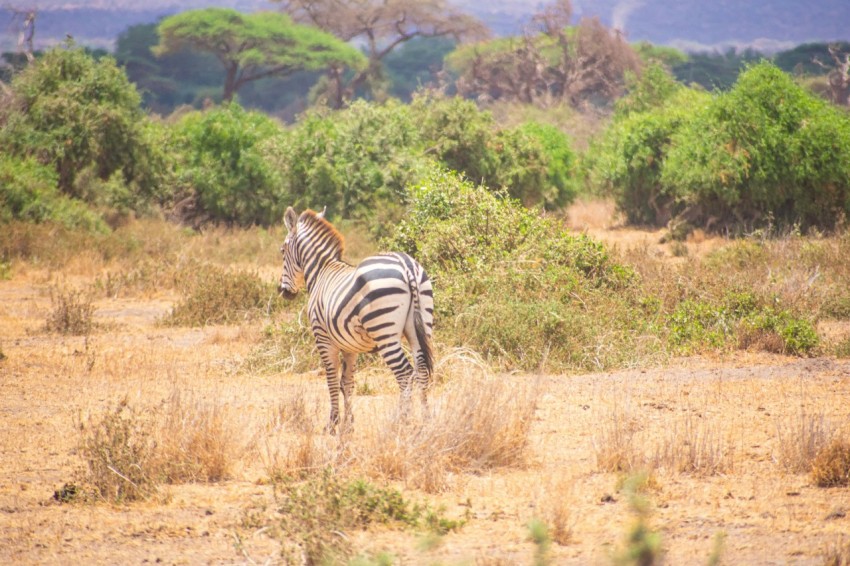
[317,343,342,434]
[340,352,357,432]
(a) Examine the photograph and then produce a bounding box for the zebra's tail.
[408,269,434,379]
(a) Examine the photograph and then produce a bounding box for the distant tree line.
[2,1,849,239]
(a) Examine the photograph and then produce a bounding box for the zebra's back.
[310,252,434,355]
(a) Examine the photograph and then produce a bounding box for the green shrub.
[585,87,710,225]
[384,167,653,371]
[517,120,579,208]
[275,470,463,564]
[0,155,106,231]
[666,291,818,355]
[588,62,850,232]
[171,103,286,227]
[0,43,165,204]
[274,99,428,227]
[663,62,850,231]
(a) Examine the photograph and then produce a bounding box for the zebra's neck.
[304,257,350,294]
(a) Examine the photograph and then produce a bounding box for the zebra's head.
[278,206,305,300]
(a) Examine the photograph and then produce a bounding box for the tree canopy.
[275,0,487,106]
[154,8,366,101]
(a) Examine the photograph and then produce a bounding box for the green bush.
[275,470,462,564]
[274,99,428,225]
[664,62,850,230]
[411,93,576,209]
[666,291,818,355]
[0,43,165,205]
[383,167,650,371]
[588,62,850,231]
[171,103,286,227]
[517,121,579,208]
[585,87,710,225]
[0,155,105,231]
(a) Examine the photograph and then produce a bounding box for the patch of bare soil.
[1,264,848,565]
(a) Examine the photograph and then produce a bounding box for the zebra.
[278,206,434,433]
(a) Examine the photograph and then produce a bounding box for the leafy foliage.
[272,95,578,231]
[155,8,366,101]
[384,166,645,371]
[275,469,463,564]
[170,103,287,227]
[270,99,428,225]
[0,43,166,205]
[588,62,850,231]
[0,155,105,231]
[664,62,850,230]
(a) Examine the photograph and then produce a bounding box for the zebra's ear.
[284,207,298,232]
[317,206,327,219]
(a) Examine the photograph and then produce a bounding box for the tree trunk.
[223,63,239,102]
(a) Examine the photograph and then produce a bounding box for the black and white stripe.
[278,207,434,432]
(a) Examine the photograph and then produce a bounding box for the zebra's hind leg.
[414,350,432,412]
[317,342,342,434]
[340,352,357,432]
[377,340,415,416]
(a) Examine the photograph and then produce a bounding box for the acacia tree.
[275,0,488,107]
[816,44,850,106]
[155,8,366,102]
[447,0,640,109]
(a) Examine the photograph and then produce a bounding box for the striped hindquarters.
[311,252,434,356]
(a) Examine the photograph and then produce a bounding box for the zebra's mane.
[300,209,345,259]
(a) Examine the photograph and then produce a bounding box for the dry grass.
[592,401,645,473]
[812,438,850,487]
[654,413,734,476]
[4,211,850,564]
[355,374,540,493]
[154,389,243,483]
[534,478,574,546]
[76,390,244,502]
[774,411,834,473]
[822,538,850,566]
[593,401,733,477]
[76,398,161,502]
[45,286,95,335]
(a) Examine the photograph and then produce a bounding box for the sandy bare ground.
[1,269,849,565]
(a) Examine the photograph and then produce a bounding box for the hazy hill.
[2,0,849,53]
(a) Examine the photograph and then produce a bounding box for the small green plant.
[528,519,553,566]
[274,469,463,564]
[45,286,95,335]
[614,474,663,566]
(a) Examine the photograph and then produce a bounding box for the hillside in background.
[2,0,849,53]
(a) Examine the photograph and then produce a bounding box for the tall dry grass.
[260,356,539,493]
[354,374,540,493]
[592,401,734,477]
[76,389,246,502]
[774,411,834,473]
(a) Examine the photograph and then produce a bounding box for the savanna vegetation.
[1,1,850,563]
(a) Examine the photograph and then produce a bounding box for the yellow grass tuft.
[812,439,850,488]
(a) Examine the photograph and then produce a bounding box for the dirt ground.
[1,239,849,564]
